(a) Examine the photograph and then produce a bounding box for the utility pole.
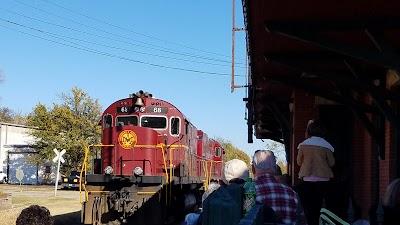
[231,0,246,93]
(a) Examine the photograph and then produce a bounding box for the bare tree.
[0,70,4,103]
[0,69,4,83]
[0,107,15,123]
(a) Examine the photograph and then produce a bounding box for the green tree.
[26,87,102,174]
[216,138,250,168]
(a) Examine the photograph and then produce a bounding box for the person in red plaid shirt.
[252,150,307,225]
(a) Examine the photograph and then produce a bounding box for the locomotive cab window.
[215,147,221,157]
[116,116,138,126]
[141,116,167,129]
[103,114,113,128]
[170,117,180,136]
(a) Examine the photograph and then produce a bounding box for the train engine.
[80,91,224,225]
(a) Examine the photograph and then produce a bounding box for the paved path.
[1,184,81,199]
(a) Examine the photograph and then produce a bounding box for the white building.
[0,122,52,184]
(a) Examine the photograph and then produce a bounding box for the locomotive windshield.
[141,116,167,129]
[117,116,138,126]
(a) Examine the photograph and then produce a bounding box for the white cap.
[221,159,250,185]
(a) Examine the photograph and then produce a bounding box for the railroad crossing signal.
[52,148,66,196]
[52,148,66,163]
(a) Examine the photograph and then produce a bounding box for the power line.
[0,7,245,66]
[11,0,247,64]
[41,0,245,61]
[0,22,245,77]
[0,17,245,68]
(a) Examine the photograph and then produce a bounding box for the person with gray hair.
[252,150,277,173]
[252,150,307,225]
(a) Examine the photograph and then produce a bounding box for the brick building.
[241,0,400,219]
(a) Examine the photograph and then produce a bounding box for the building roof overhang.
[243,0,400,152]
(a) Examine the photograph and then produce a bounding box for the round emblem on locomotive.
[118,130,137,149]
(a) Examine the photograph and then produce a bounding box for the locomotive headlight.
[134,167,143,176]
[104,166,113,175]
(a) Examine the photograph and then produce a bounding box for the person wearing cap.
[252,150,307,225]
[220,158,250,186]
[184,159,249,225]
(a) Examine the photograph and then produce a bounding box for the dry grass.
[0,185,81,225]
[1,184,60,192]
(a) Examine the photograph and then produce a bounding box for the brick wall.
[289,89,397,219]
[290,89,318,185]
[353,111,375,218]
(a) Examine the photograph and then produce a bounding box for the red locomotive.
[80,91,224,225]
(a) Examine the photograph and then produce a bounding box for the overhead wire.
[48,32,247,68]
[10,0,247,64]
[40,0,246,62]
[0,20,244,77]
[0,7,244,66]
[0,17,246,69]
[0,16,244,68]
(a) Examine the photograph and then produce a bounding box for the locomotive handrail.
[203,160,223,190]
[79,142,221,207]
[191,153,221,189]
[80,144,115,203]
[157,143,170,206]
[204,160,210,190]
[169,147,173,205]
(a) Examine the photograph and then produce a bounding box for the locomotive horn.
[144,92,150,97]
[135,97,144,106]
[136,90,144,97]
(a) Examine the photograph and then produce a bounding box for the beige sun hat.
[221,159,250,185]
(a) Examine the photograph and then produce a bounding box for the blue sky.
[0,0,271,157]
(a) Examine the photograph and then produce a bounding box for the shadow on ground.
[53,211,81,225]
[51,209,186,225]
